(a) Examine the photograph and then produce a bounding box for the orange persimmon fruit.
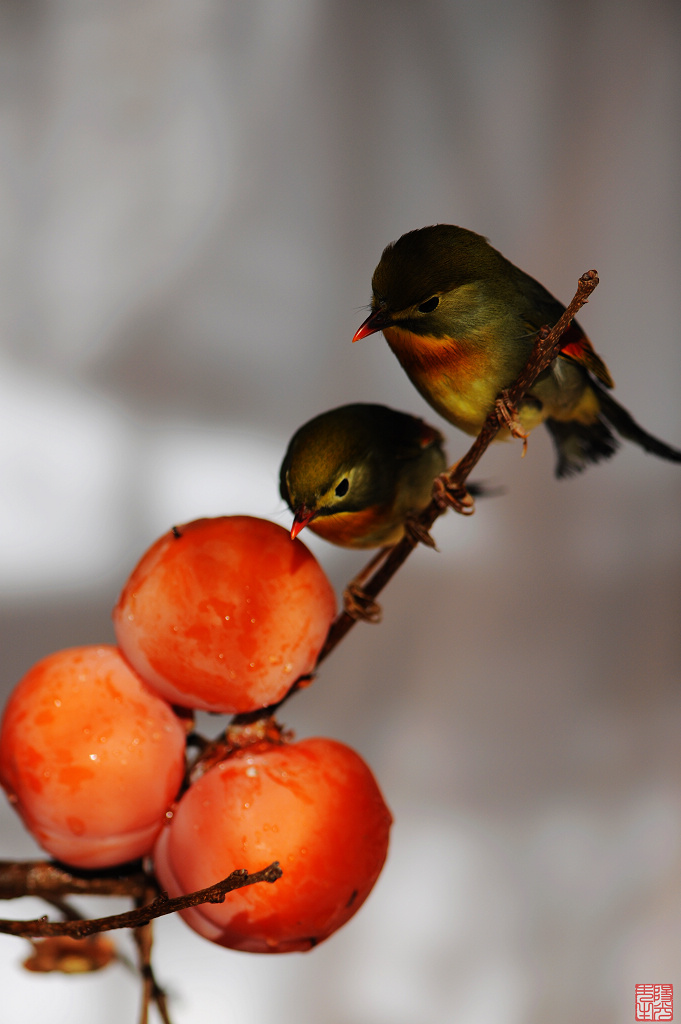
[153,736,392,952]
[113,516,336,714]
[0,645,186,868]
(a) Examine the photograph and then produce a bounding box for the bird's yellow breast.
[383,326,500,435]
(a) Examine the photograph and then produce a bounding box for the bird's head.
[353,224,498,341]
[280,406,383,541]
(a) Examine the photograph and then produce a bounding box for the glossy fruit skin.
[153,737,392,953]
[113,516,336,714]
[0,645,186,869]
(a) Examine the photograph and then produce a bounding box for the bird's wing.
[516,273,614,389]
[393,418,445,463]
[556,322,615,389]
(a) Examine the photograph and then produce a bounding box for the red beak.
[352,308,393,342]
[290,506,319,541]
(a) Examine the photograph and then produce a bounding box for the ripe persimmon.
[114,516,336,714]
[0,645,186,868]
[154,736,392,952]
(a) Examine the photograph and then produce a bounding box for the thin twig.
[134,884,154,1024]
[0,863,282,939]
[0,860,152,902]
[150,974,173,1024]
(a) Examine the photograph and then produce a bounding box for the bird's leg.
[342,548,388,624]
[495,390,529,455]
[343,583,382,623]
[432,473,476,516]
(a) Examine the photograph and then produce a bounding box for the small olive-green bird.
[280,403,449,548]
[353,224,681,476]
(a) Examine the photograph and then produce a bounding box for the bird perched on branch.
[281,403,477,550]
[353,224,681,477]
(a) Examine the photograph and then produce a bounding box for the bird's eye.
[418,296,439,314]
[335,478,349,497]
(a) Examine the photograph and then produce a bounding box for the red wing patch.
[416,421,445,450]
[559,322,615,388]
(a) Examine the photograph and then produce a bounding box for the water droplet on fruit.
[246,766,257,777]
[250,618,256,624]
[127,614,134,621]
[243,802,251,809]
[89,754,98,761]
[53,699,62,708]
[224,615,230,621]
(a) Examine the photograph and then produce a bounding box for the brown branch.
[0,860,153,902]
[133,881,173,1024]
[0,863,281,939]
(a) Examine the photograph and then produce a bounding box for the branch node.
[403,515,438,549]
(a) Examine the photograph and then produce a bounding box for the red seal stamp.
[635,984,673,1021]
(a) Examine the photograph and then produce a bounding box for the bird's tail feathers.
[545,416,619,478]
[467,480,506,500]
[546,381,681,478]
[593,382,681,463]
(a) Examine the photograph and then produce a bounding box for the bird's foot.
[495,391,529,455]
[432,474,476,516]
[404,515,438,549]
[343,583,382,623]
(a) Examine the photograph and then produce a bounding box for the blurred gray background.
[1,1,680,1022]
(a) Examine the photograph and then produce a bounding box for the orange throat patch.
[309,505,399,549]
[382,326,496,434]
